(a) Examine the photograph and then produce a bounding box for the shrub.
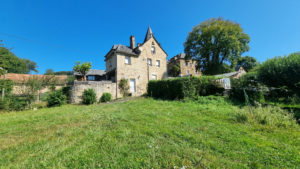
[46,90,66,107]
[234,106,297,128]
[147,76,223,100]
[100,93,112,103]
[119,79,130,97]
[230,72,267,104]
[61,86,72,103]
[257,53,300,96]
[82,88,96,105]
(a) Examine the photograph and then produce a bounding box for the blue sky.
[0,0,299,74]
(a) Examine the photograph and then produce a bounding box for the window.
[147,58,152,66]
[125,56,130,64]
[87,76,95,81]
[185,62,188,67]
[187,70,190,75]
[156,60,160,67]
[195,70,198,74]
[152,74,157,80]
[189,63,192,67]
[151,45,156,54]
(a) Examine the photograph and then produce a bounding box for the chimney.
[130,35,135,49]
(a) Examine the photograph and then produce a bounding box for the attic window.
[125,56,131,64]
[151,44,156,54]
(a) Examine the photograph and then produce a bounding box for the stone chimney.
[130,35,135,49]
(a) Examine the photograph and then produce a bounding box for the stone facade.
[71,81,117,103]
[168,53,201,77]
[105,27,167,97]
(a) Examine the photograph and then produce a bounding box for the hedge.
[147,76,224,100]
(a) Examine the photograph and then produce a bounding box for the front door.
[130,79,136,93]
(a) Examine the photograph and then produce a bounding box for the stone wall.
[71,81,118,103]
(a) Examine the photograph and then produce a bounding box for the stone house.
[104,27,168,97]
[167,53,201,77]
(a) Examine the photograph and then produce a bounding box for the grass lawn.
[0,97,299,168]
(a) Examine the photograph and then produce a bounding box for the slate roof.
[74,69,106,76]
[112,44,138,56]
[144,26,153,42]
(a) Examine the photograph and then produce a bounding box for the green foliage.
[82,88,96,105]
[236,56,259,72]
[184,18,250,75]
[168,63,180,77]
[44,69,54,75]
[73,61,92,81]
[118,79,130,97]
[61,86,71,103]
[0,79,14,95]
[46,90,66,107]
[257,53,300,95]
[234,106,297,128]
[0,95,27,111]
[0,46,38,73]
[100,92,112,103]
[147,76,224,100]
[230,72,267,104]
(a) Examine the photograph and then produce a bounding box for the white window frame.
[151,45,156,54]
[187,70,190,75]
[152,74,157,80]
[125,56,130,64]
[156,60,160,67]
[147,58,152,66]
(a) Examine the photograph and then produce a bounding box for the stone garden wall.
[71,81,118,103]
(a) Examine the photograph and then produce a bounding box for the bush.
[119,79,130,97]
[82,88,96,105]
[230,72,267,104]
[46,90,66,107]
[61,86,72,103]
[100,93,112,103]
[234,106,297,128]
[258,53,300,96]
[147,76,223,100]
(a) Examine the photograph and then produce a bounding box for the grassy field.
[0,97,299,168]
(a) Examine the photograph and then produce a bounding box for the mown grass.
[0,97,299,168]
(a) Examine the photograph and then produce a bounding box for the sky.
[0,0,299,74]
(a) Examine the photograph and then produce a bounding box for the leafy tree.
[257,52,300,95]
[184,18,250,75]
[0,46,38,74]
[168,63,181,77]
[236,56,259,72]
[73,62,91,81]
[44,69,54,75]
[118,79,129,97]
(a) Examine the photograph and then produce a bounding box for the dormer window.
[151,43,156,54]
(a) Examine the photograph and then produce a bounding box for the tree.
[73,62,91,81]
[236,56,259,72]
[168,63,181,77]
[44,69,54,75]
[0,46,38,74]
[184,18,250,75]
